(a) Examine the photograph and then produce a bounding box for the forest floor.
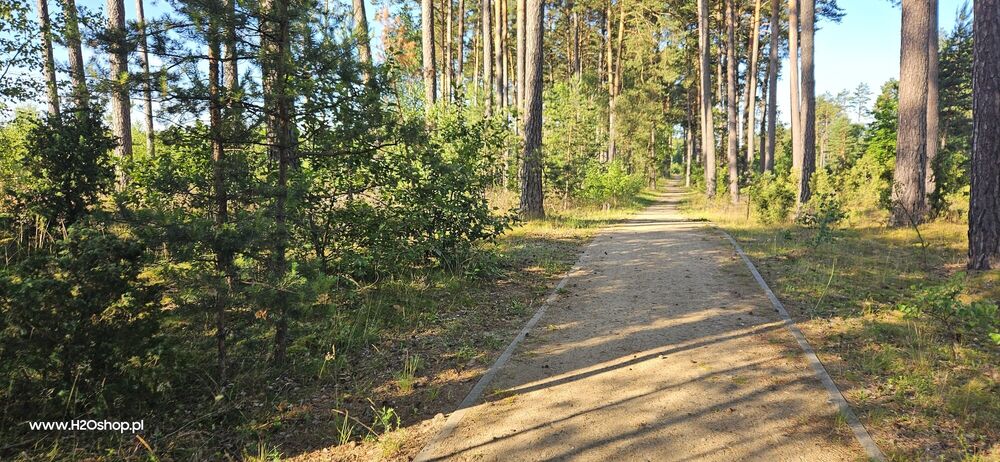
[682,190,1000,461]
[262,190,661,461]
[241,181,997,462]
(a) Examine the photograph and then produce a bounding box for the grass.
[682,190,1000,461]
[4,185,660,461]
[215,189,659,461]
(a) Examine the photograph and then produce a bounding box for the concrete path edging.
[412,236,605,462]
[717,227,886,462]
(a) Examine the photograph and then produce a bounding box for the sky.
[776,0,969,123]
[52,0,972,126]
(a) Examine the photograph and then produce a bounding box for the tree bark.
[61,0,88,109]
[686,85,695,187]
[223,0,240,118]
[765,0,778,172]
[207,12,229,383]
[482,0,493,112]
[925,0,939,205]
[260,0,293,364]
[892,0,930,225]
[572,7,581,78]
[698,0,717,197]
[37,0,59,117]
[798,0,815,204]
[423,0,437,108]
[500,0,509,108]
[457,0,465,91]
[516,0,525,113]
[519,0,544,218]
[726,0,739,203]
[353,0,372,82]
[788,0,802,177]
[968,0,1000,269]
[107,0,132,189]
[493,0,502,107]
[445,0,453,100]
[137,0,155,158]
[607,0,624,163]
[745,0,762,169]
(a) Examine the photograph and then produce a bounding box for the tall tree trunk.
[207,13,229,384]
[788,0,802,176]
[61,0,88,109]
[457,0,465,91]
[758,76,768,167]
[500,0,508,108]
[765,0,778,172]
[445,0,453,100]
[892,0,930,225]
[492,0,502,106]
[607,0,624,162]
[423,0,437,108]
[37,0,59,117]
[107,0,132,189]
[745,0,762,168]
[473,20,480,90]
[968,0,1000,270]
[686,86,694,187]
[925,0,939,206]
[516,0,525,113]
[223,0,240,119]
[798,0,816,204]
[260,0,293,364]
[353,0,372,81]
[726,0,739,203]
[482,0,493,112]
[519,0,544,218]
[571,6,580,78]
[698,0,717,197]
[137,0,155,157]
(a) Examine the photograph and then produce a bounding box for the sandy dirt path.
[415,185,866,461]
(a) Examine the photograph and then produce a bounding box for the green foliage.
[798,169,846,246]
[23,110,117,225]
[748,172,795,224]
[0,0,40,109]
[543,79,605,203]
[843,80,898,218]
[899,275,1000,348]
[580,160,645,207]
[933,5,974,217]
[1,221,164,420]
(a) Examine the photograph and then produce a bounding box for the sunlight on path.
[415,181,867,461]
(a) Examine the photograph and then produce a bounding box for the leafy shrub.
[0,221,165,420]
[797,169,846,246]
[580,160,644,207]
[899,275,1000,348]
[747,172,795,224]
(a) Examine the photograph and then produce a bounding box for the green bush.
[899,275,1000,348]
[580,160,644,207]
[797,169,846,245]
[1,223,165,419]
[747,172,795,224]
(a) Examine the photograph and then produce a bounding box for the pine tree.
[519,0,544,218]
[892,0,931,225]
[968,0,1000,269]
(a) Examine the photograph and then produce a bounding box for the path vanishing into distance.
[415,183,877,462]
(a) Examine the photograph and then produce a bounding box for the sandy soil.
[414,185,866,461]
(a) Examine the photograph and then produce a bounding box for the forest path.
[415,182,865,461]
